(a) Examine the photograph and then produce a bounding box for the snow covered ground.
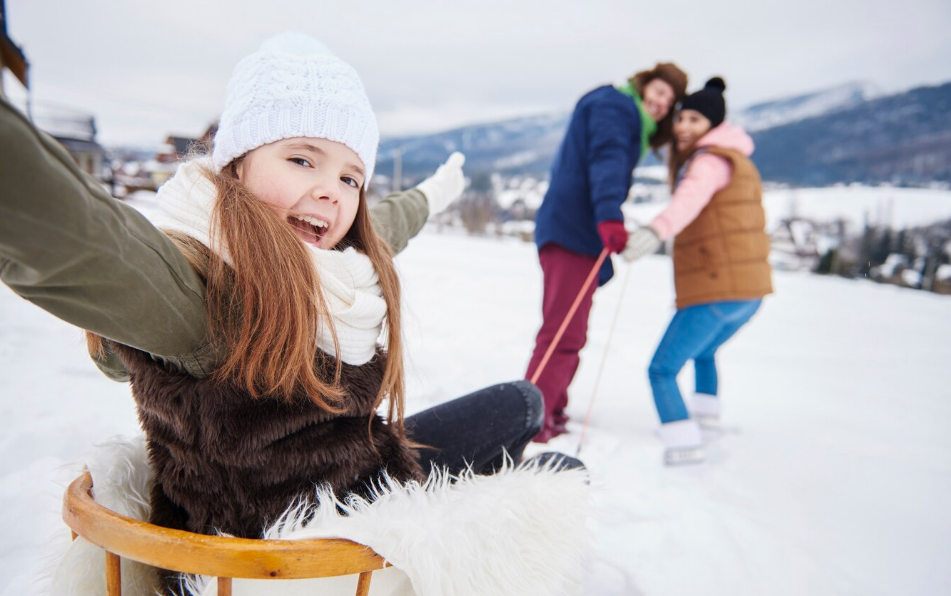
[623,185,951,232]
[1,229,949,595]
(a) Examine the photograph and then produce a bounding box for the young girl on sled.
[0,32,580,572]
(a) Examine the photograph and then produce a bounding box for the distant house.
[1,2,105,178]
[57,137,106,177]
[152,136,199,189]
[201,122,218,145]
[157,123,218,162]
[163,135,200,160]
[0,0,28,95]
[148,123,218,187]
[769,217,821,271]
[31,104,107,179]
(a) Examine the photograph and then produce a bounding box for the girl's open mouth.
[288,214,329,246]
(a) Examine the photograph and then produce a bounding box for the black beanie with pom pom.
[680,77,727,128]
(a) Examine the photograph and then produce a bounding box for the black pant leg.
[405,380,544,475]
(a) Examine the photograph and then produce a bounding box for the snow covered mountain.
[732,81,880,132]
[374,83,879,179]
[750,81,951,185]
[376,80,950,186]
[377,112,569,181]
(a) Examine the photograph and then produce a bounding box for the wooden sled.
[63,471,389,596]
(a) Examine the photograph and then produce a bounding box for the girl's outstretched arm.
[369,187,429,255]
[0,96,213,375]
[369,152,467,254]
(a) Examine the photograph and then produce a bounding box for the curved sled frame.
[63,471,388,596]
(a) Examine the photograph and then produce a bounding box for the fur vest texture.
[110,342,423,539]
[45,436,589,596]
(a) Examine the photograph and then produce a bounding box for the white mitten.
[622,227,661,262]
[415,152,466,216]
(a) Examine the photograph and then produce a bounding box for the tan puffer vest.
[672,147,773,309]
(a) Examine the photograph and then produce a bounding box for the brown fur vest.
[110,342,424,539]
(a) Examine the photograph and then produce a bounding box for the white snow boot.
[691,393,720,430]
[658,419,705,466]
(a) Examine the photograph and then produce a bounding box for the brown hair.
[629,62,688,151]
[87,158,408,435]
[209,160,405,430]
[665,121,713,188]
[666,137,687,189]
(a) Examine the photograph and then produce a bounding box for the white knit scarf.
[151,159,386,365]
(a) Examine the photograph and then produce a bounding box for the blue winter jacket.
[534,85,644,285]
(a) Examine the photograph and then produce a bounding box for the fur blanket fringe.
[44,436,589,596]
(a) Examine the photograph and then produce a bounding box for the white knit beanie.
[212,32,378,186]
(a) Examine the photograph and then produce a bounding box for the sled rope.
[576,259,634,457]
[529,248,610,386]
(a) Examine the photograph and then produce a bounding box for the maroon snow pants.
[525,244,599,440]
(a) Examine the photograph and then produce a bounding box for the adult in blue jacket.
[527,62,688,443]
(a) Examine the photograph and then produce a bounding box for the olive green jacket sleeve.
[0,95,214,378]
[370,188,430,255]
[0,95,430,381]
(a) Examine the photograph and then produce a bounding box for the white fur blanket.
[45,436,589,596]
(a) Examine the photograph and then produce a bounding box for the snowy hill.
[732,81,880,132]
[620,185,951,232]
[2,230,949,596]
[750,82,951,185]
[377,112,570,180]
[375,80,950,187]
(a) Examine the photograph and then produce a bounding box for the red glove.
[597,220,628,254]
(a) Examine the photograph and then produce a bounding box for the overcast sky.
[3,0,950,147]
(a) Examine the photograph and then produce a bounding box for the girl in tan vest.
[622,78,773,465]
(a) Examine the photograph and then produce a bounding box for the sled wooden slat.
[62,471,389,583]
[105,551,121,596]
[356,571,372,596]
[217,576,232,596]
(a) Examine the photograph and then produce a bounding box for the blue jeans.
[648,300,762,424]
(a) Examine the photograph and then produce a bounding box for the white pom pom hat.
[212,32,378,187]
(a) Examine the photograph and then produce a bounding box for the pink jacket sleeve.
[650,153,733,241]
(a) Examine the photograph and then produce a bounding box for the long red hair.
[206,160,405,430]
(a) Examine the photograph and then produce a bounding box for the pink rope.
[529,248,610,385]
[576,261,633,456]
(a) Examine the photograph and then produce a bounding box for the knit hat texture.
[681,77,727,128]
[212,32,378,186]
